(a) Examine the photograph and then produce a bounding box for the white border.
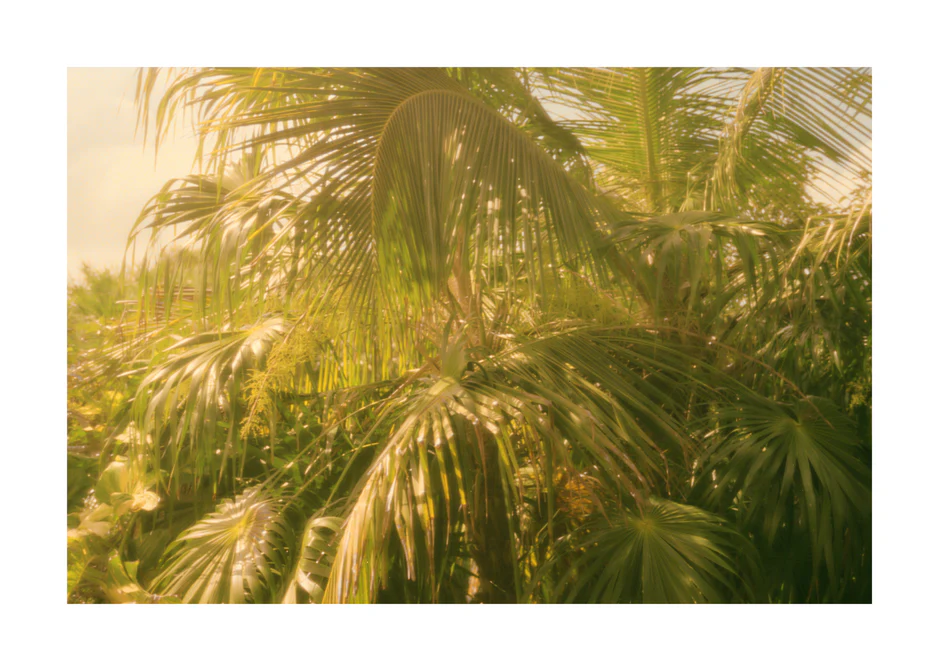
[3,1,935,668]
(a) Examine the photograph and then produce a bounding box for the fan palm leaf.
[544,498,752,603]
[153,486,291,603]
[698,396,870,599]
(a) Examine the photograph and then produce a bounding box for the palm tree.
[68,67,871,603]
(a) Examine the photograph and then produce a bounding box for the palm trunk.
[450,227,515,603]
[468,436,516,603]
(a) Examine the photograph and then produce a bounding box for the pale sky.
[67,68,200,280]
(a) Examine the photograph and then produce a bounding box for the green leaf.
[153,487,290,603]
[546,499,752,603]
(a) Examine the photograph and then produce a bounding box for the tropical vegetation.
[67,67,872,603]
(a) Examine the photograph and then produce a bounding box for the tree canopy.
[67,67,872,604]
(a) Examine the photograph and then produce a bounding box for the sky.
[67,68,200,280]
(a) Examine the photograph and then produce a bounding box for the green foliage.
[153,487,290,603]
[68,67,872,604]
[700,397,871,601]
[241,324,320,439]
[281,514,343,603]
[542,499,754,603]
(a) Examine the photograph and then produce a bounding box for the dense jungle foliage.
[67,67,871,603]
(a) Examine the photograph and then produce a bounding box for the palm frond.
[699,396,870,598]
[133,316,288,487]
[154,486,292,603]
[606,210,793,321]
[709,68,871,213]
[545,498,751,603]
[281,514,343,604]
[537,67,727,212]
